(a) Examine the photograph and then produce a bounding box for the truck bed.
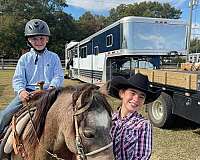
[135,68,200,91]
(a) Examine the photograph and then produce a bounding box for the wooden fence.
[0,58,65,70]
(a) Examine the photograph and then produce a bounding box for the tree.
[0,0,73,58]
[48,11,77,59]
[190,38,200,53]
[107,2,182,24]
[76,11,108,40]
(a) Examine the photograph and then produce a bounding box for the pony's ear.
[76,86,93,109]
[98,80,111,96]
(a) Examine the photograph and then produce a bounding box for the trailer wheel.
[147,92,175,128]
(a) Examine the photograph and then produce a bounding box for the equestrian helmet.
[25,19,50,37]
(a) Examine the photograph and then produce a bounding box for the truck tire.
[147,92,175,128]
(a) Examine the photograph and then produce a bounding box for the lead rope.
[74,105,87,160]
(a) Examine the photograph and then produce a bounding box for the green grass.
[0,70,15,109]
[1,70,200,159]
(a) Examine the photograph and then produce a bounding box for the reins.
[26,101,65,160]
[15,85,65,160]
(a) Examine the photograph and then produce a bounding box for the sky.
[64,0,200,38]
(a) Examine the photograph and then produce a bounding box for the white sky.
[66,0,186,11]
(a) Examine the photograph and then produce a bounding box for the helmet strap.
[26,39,46,65]
[33,47,46,53]
[34,48,46,65]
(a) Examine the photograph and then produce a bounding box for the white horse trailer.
[65,16,187,85]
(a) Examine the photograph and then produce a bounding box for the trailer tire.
[147,92,175,128]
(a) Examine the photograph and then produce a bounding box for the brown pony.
[8,83,113,160]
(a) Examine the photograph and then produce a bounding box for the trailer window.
[70,47,78,58]
[123,22,186,52]
[106,34,113,47]
[194,56,197,62]
[67,50,70,59]
[74,47,78,58]
[94,46,99,55]
[80,46,87,58]
[189,56,193,62]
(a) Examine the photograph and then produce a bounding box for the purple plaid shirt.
[110,111,152,160]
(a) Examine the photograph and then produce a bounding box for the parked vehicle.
[65,16,196,128]
[65,16,187,84]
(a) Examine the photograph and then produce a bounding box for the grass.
[1,70,200,159]
[0,70,15,109]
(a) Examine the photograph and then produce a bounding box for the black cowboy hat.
[108,73,161,104]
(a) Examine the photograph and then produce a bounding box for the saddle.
[0,89,47,158]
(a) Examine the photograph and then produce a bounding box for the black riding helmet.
[25,19,50,37]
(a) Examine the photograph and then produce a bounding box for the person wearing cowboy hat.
[109,73,161,160]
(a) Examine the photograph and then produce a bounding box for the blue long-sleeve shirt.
[13,48,64,94]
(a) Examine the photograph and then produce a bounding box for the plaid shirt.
[110,111,152,160]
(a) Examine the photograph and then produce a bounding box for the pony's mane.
[92,92,112,117]
[24,88,61,143]
[24,83,99,144]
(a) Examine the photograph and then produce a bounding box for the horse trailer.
[65,16,187,85]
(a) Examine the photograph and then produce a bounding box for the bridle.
[23,88,112,160]
[73,94,113,160]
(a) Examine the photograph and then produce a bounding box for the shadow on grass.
[168,115,200,131]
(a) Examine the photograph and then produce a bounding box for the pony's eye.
[83,129,95,139]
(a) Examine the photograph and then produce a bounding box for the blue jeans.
[0,95,22,134]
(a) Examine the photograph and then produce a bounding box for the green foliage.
[0,0,74,58]
[107,2,182,24]
[47,11,77,59]
[76,11,108,40]
[190,38,200,53]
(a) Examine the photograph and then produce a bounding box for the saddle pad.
[4,111,34,154]
[1,107,36,145]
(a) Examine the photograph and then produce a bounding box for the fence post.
[1,58,4,70]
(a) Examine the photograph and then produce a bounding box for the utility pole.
[187,0,198,61]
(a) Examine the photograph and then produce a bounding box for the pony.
[4,83,114,160]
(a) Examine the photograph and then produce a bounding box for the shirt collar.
[30,48,48,55]
[112,110,139,122]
